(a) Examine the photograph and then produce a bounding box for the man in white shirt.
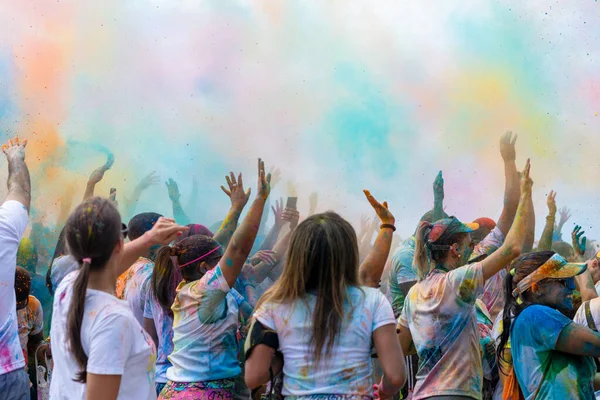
[0,137,31,399]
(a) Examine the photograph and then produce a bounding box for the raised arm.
[258,197,285,251]
[522,187,536,253]
[555,206,572,242]
[359,216,379,261]
[83,154,113,201]
[124,171,159,219]
[3,137,31,211]
[253,208,299,282]
[481,159,532,282]
[220,159,270,289]
[118,217,188,276]
[165,178,190,225]
[432,171,444,222]
[212,172,252,249]
[538,191,557,251]
[359,190,395,288]
[572,225,597,301]
[496,131,520,235]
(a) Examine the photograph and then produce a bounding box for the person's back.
[0,137,31,400]
[401,262,484,399]
[122,257,154,325]
[387,236,417,317]
[254,286,394,396]
[51,271,156,400]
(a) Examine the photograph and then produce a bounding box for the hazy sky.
[0,0,598,241]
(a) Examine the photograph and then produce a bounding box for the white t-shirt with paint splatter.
[254,286,396,397]
[50,271,157,400]
[0,200,29,375]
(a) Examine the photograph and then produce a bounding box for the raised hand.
[109,188,118,207]
[363,190,395,226]
[433,171,444,201]
[139,171,160,191]
[269,167,282,188]
[520,159,532,196]
[546,190,557,215]
[500,131,518,162]
[144,217,189,246]
[221,172,251,210]
[257,158,271,200]
[271,197,284,226]
[572,225,587,257]
[282,207,300,230]
[2,137,27,160]
[249,250,277,267]
[165,178,181,201]
[559,206,572,226]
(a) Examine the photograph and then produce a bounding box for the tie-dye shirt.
[17,295,43,365]
[0,200,29,375]
[253,286,395,397]
[399,262,484,400]
[387,236,417,317]
[143,286,174,384]
[121,258,154,325]
[471,227,505,322]
[167,265,242,382]
[511,305,595,400]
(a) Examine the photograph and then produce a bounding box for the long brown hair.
[152,235,222,316]
[64,197,122,383]
[255,212,360,364]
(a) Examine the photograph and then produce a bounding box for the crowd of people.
[1,132,600,400]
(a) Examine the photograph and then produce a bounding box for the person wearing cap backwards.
[497,250,600,399]
[397,159,533,400]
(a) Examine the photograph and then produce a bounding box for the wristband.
[380,224,396,232]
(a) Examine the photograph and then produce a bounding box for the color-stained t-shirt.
[120,258,154,326]
[167,265,242,382]
[511,305,596,400]
[17,295,43,365]
[472,227,505,322]
[399,262,484,400]
[387,236,417,317]
[144,286,174,385]
[0,200,29,375]
[254,286,395,397]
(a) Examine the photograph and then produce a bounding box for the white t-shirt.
[254,286,396,397]
[50,271,157,400]
[575,297,600,330]
[399,262,484,400]
[0,200,29,375]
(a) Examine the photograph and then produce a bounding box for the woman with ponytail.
[497,250,600,399]
[157,159,270,400]
[49,196,188,400]
[397,159,533,400]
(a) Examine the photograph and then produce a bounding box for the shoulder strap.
[532,352,553,400]
[585,301,598,331]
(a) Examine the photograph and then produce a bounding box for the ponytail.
[152,245,181,317]
[414,221,433,280]
[67,260,91,383]
[496,268,515,375]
